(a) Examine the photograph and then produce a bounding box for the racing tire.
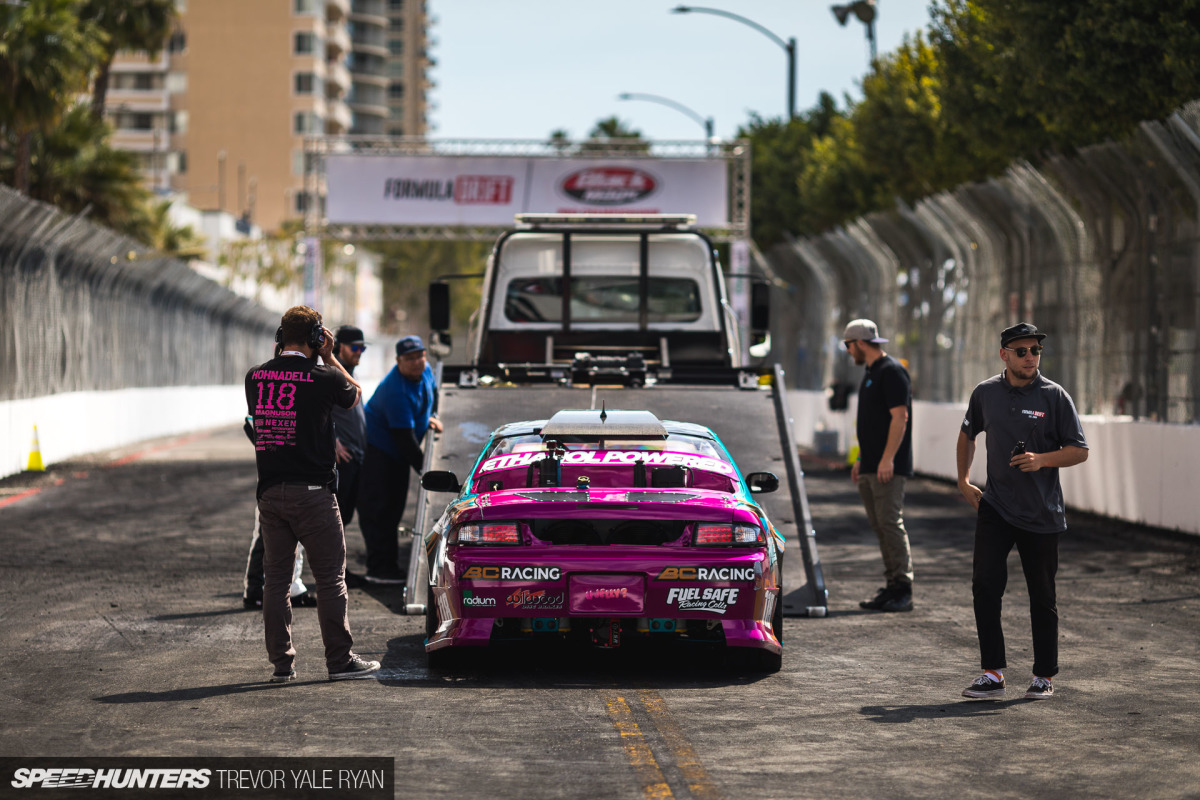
[772,588,784,646]
[424,590,439,643]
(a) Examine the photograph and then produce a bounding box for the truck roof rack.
[514,213,697,230]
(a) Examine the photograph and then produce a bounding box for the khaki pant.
[856,474,914,587]
[257,483,355,674]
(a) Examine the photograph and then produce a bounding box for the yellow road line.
[603,693,674,800]
[638,690,726,800]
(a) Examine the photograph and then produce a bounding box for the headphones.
[274,314,325,350]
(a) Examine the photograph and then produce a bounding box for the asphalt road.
[0,424,1197,800]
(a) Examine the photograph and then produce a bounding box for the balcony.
[325,24,350,57]
[325,60,351,93]
[349,0,388,26]
[325,0,350,20]
[107,89,170,112]
[326,101,352,132]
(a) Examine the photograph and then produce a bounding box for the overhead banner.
[325,155,729,227]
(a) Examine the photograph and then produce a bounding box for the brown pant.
[257,483,355,674]
[856,474,914,587]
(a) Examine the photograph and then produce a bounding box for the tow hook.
[592,619,621,648]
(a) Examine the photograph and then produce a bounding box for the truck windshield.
[504,277,702,323]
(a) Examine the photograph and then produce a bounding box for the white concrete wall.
[1,387,247,478]
[788,389,1200,536]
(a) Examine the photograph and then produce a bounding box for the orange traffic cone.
[26,425,44,471]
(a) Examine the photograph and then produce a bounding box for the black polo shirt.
[962,370,1088,533]
[856,354,913,476]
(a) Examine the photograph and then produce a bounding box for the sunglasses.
[843,340,857,349]
[348,344,366,353]
[1004,345,1043,357]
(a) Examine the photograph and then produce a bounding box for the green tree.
[580,116,649,153]
[145,199,208,260]
[0,0,106,193]
[78,0,179,121]
[547,128,573,154]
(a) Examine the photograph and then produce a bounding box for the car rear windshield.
[504,276,702,324]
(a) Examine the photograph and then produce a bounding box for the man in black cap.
[356,335,441,584]
[957,322,1089,701]
[331,325,368,529]
[843,318,915,613]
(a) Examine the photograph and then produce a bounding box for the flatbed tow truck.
[403,214,828,619]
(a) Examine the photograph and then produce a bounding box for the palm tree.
[0,0,106,193]
[11,102,152,239]
[547,128,573,155]
[79,0,179,121]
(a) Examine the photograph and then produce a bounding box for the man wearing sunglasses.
[332,326,369,530]
[957,322,1089,701]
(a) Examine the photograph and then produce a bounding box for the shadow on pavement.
[860,698,1036,723]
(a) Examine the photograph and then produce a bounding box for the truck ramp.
[406,365,827,617]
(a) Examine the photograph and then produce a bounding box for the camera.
[1011,441,1026,465]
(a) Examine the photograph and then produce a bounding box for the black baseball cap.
[335,325,366,346]
[1000,322,1047,347]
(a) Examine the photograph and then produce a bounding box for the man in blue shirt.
[357,335,442,584]
[957,322,1089,701]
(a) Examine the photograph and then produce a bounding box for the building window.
[294,111,322,134]
[295,192,309,214]
[294,0,316,13]
[388,39,403,55]
[388,82,404,98]
[389,0,403,9]
[295,73,316,94]
[177,151,187,174]
[168,32,186,53]
[294,32,315,55]
[390,17,404,31]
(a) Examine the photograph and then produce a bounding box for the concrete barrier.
[789,389,1200,536]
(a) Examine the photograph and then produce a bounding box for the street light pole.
[671,5,796,119]
[617,92,713,140]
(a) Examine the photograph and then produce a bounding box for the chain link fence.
[765,100,1200,424]
[0,185,277,402]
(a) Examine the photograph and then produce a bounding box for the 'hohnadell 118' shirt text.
[245,355,357,497]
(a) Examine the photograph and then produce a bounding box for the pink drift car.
[420,408,785,672]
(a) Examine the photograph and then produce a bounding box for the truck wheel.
[727,645,782,674]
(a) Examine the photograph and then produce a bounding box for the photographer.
[956,322,1089,700]
[245,306,380,682]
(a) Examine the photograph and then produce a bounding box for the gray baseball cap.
[842,319,888,343]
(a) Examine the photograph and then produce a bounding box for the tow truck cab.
[430,214,768,370]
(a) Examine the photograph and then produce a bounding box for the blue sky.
[428,0,937,142]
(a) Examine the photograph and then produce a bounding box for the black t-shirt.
[245,355,358,498]
[856,354,913,476]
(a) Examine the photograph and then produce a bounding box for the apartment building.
[105,0,432,233]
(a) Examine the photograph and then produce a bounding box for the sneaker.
[1024,677,1054,699]
[881,589,913,613]
[269,669,296,683]
[962,674,1006,699]
[859,586,893,610]
[364,571,405,585]
[328,656,381,681]
[291,591,318,607]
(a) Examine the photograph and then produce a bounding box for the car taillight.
[694,523,764,546]
[454,522,522,545]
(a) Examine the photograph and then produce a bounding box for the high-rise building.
[104,0,432,233]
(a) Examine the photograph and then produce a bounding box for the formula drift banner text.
[325,155,729,226]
